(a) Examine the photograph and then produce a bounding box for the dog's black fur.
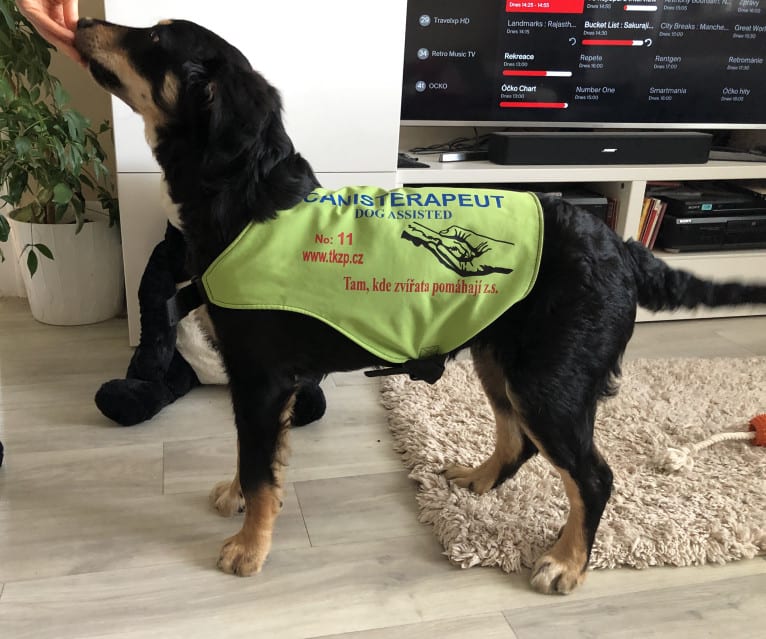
[75,18,766,594]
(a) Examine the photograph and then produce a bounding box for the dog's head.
[77,18,292,166]
[76,18,253,132]
[75,18,313,219]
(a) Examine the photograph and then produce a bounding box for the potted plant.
[0,0,122,325]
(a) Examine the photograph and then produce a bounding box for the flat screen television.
[401,0,766,128]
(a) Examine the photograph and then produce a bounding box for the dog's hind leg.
[444,348,537,494]
[521,401,613,595]
[216,370,296,577]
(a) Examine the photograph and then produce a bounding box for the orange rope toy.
[656,413,766,473]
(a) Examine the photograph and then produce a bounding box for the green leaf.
[7,170,29,205]
[11,202,36,223]
[63,109,86,142]
[53,81,69,108]
[51,138,66,165]
[34,243,54,260]
[40,45,51,69]
[0,76,13,100]
[0,214,9,242]
[52,182,73,205]
[14,136,32,159]
[37,186,53,204]
[0,1,14,31]
[27,249,38,277]
[72,195,84,215]
[93,159,106,183]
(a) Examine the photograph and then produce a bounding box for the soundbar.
[487,132,713,166]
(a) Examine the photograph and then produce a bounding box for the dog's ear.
[178,59,317,218]
[178,61,220,130]
[182,60,293,181]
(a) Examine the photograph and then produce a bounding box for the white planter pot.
[8,215,124,325]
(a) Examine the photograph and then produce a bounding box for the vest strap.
[364,354,447,384]
[165,279,207,327]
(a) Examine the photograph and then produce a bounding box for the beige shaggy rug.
[380,357,766,571]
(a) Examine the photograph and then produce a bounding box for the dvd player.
[659,187,766,217]
[651,182,766,251]
[655,213,766,252]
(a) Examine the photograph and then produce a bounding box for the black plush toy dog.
[95,221,327,427]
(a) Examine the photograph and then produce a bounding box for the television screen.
[401,0,766,127]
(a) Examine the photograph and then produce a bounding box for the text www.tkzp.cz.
[302,249,364,267]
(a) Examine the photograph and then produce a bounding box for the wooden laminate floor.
[0,298,764,638]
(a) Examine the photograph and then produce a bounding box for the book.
[647,201,667,250]
[640,198,662,246]
[638,197,652,238]
[605,197,618,231]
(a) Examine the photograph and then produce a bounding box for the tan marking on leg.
[210,442,244,517]
[216,484,282,576]
[445,351,525,493]
[216,390,295,576]
[444,403,525,493]
[530,468,588,595]
[274,391,295,474]
[515,414,589,594]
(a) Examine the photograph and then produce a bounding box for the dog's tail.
[624,239,766,311]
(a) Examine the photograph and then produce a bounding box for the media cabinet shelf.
[398,160,766,322]
[396,160,766,184]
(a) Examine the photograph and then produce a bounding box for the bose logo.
[601,148,618,153]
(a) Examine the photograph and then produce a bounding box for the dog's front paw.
[529,554,586,595]
[444,463,496,494]
[209,480,245,517]
[217,531,270,576]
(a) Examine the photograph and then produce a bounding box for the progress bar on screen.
[582,39,649,46]
[499,102,569,109]
[503,70,573,77]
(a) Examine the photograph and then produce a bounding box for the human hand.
[16,0,83,64]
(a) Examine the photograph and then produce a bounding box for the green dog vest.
[202,186,543,363]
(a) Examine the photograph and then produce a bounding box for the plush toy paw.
[95,378,175,426]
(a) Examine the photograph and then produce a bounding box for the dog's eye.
[149,30,160,44]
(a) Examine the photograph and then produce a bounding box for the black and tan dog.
[75,18,766,594]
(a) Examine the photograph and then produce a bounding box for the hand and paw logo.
[401,223,514,277]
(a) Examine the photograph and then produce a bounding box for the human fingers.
[16,2,84,64]
[61,0,79,30]
[36,22,83,64]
